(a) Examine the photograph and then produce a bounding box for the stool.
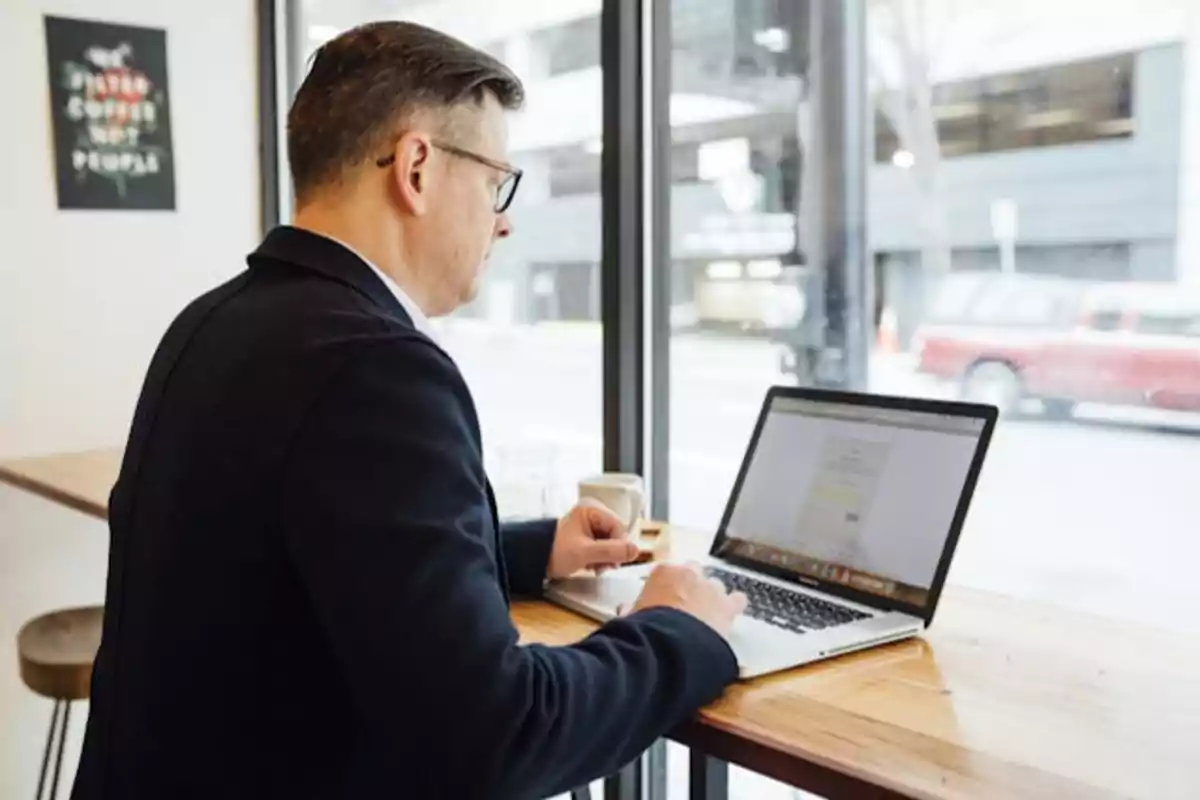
[17,606,103,800]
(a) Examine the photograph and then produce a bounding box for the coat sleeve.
[282,337,738,799]
[499,519,557,596]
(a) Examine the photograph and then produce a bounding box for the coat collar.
[247,225,414,328]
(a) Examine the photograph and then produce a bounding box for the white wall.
[0,0,258,795]
[0,0,259,459]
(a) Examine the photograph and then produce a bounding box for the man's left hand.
[547,500,640,579]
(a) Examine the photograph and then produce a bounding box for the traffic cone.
[877,306,900,354]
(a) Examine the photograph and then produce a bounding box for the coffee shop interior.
[3,0,1200,798]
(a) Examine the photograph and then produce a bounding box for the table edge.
[0,465,109,521]
[672,717,915,799]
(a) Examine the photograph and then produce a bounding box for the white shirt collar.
[319,233,438,340]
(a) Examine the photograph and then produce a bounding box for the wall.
[0,0,258,796]
[455,45,1190,301]
[0,0,259,460]
[869,45,1184,263]
[1175,17,1200,285]
[1130,240,1177,281]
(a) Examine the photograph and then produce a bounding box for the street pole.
[992,198,1019,274]
[796,0,870,390]
[1000,238,1016,274]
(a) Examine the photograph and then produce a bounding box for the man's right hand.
[629,562,747,640]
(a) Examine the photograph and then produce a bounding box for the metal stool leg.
[35,701,61,800]
[689,751,728,800]
[48,701,71,800]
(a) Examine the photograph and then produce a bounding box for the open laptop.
[545,386,997,679]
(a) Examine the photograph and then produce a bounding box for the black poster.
[44,16,175,210]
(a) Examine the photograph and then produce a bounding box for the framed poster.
[44,16,175,210]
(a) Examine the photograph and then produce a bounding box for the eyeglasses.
[376,140,523,214]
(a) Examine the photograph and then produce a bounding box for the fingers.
[579,500,629,540]
[584,538,640,566]
[728,591,748,615]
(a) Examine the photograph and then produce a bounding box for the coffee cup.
[578,473,645,540]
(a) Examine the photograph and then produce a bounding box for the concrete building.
[873,43,1183,343]
[297,0,1200,340]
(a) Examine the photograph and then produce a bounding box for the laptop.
[545,386,997,679]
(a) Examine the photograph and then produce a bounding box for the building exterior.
[300,0,1200,343]
[873,43,1184,344]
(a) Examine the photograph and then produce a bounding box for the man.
[73,21,745,800]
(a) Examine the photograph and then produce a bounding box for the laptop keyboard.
[705,567,871,634]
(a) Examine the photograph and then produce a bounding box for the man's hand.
[629,562,747,640]
[547,500,640,579]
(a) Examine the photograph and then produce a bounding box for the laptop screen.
[713,394,988,610]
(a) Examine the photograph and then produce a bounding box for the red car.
[913,273,1200,417]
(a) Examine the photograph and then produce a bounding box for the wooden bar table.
[4,448,1199,799]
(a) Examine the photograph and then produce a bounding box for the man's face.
[420,95,514,314]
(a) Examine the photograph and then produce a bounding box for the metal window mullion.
[805,0,870,390]
[256,0,281,234]
[601,0,645,477]
[647,0,672,521]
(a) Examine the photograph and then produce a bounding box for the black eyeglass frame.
[376,140,523,213]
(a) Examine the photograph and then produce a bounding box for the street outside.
[438,319,1200,635]
[434,319,1200,800]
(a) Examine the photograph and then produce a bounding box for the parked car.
[913,273,1200,417]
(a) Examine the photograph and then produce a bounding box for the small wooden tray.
[631,520,669,564]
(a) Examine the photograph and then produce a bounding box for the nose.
[493,213,512,240]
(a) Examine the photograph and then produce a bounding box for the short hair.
[287,21,524,204]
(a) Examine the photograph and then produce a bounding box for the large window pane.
[661,4,1200,797]
[666,0,1200,636]
[292,1,604,519]
[867,0,1200,633]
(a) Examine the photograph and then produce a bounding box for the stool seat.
[18,606,103,702]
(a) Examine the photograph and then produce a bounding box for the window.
[530,14,601,76]
[927,274,1083,328]
[670,141,703,184]
[948,244,1132,282]
[292,1,604,522]
[478,39,507,61]
[1086,309,1125,331]
[547,142,703,198]
[1135,311,1200,337]
[548,146,600,197]
[279,3,1200,796]
[864,8,1200,642]
[927,272,992,324]
[527,262,600,322]
[664,6,1200,794]
[875,52,1136,162]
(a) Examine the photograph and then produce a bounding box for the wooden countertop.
[4,448,1199,799]
[0,448,119,519]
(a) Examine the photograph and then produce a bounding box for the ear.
[386,132,433,216]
